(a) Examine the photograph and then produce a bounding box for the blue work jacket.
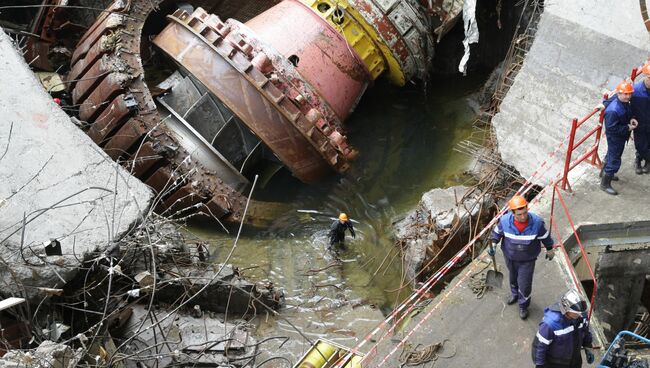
[631,80,650,127]
[604,96,632,138]
[532,304,593,366]
[491,212,553,262]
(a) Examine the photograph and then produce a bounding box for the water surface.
[190,73,488,362]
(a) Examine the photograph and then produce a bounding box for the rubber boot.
[600,174,618,195]
[600,161,619,180]
[635,157,643,175]
[519,308,529,320]
[643,159,650,174]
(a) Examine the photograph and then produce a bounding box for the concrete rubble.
[0,26,284,367]
[0,29,153,302]
[365,1,650,366]
[117,306,257,367]
[0,341,83,368]
[394,185,494,283]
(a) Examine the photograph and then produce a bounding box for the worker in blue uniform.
[631,64,650,174]
[600,81,638,195]
[489,195,554,320]
[532,289,594,368]
[328,213,355,251]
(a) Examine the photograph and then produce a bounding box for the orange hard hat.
[508,195,528,210]
[641,63,650,75]
[339,213,348,221]
[615,81,634,94]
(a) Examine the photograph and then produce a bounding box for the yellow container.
[298,341,338,368]
[343,355,363,368]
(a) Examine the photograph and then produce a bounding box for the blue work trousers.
[634,126,650,161]
[504,258,536,310]
[604,134,628,176]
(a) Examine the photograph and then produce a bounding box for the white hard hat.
[559,289,587,317]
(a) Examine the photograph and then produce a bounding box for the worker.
[600,81,638,195]
[328,213,355,251]
[532,289,594,368]
[631,64,650,174]
[489,195,554,320]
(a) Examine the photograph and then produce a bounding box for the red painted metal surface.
[68,0,252,222]
[245,0,371,121]
[153,7,358,182]
[549,184,597,320]
[559,103,605,192]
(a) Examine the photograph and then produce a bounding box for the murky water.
[189,74,488,363]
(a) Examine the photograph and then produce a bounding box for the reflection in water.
[189,73,488,363]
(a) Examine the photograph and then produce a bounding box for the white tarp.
[458,0,479,74]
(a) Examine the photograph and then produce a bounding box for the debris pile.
[394,185,495,284]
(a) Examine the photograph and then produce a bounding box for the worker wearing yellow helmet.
[328,212,356,251]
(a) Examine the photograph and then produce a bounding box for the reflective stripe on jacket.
[491,212,553,261]
[532,304,593,366]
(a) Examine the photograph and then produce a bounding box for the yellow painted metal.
[343,355,363,368]
[301,0,406,85]
[298,341,338,368]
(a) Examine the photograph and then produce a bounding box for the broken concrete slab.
[0,29,153,302]
[394,185,494,283]
[156,265,285,315]
[120,306,256,367]
[0,340,83,368]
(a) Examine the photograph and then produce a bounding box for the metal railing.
[560,65,648,192]
[549,183,597,319]
[559,106,605,192]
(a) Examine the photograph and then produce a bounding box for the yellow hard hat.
[339,213,348,221]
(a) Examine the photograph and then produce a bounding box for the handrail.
[549,183,597,319]
[560,65,647,191]
[597,330,650,368]
[559,107,604,192]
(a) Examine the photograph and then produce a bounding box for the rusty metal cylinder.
[245,0,371,121]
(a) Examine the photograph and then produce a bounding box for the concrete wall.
[492,0,650,185]
[0,30,153,301]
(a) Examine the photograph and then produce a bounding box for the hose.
[398,339,456,367]
[469,259,493,299]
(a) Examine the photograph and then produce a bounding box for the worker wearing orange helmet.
[489,195,554,320]
[600,80,638,195]
[630,64,650,175]
[328,212,356,250]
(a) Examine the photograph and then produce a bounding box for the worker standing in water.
[328,213,355,252]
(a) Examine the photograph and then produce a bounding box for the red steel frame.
[559,106,605,192]
[561,66,646,192]
[549,183,597,320]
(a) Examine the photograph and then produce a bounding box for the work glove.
[487,243,496,257]
[545,249,555,261]
[584,347,595,364]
